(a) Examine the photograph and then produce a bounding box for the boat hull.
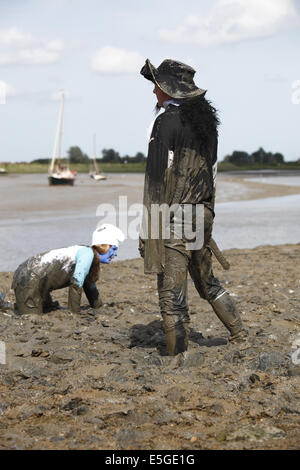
[90,172,107,181]
[48,176,74,186]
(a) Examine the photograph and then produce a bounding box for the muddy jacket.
[12,245,101,314]
[141,104,217,274]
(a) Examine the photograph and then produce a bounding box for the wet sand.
[215,173,300,201]
[0,172,300,450]
[1,172,300,271]
[0,244,299,450]
[1,172,300,215]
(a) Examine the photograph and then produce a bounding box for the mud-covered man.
[139,58,247,356]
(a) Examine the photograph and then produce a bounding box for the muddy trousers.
[157,244,244,356]
[157,247,190,356]
[14,283,57,315]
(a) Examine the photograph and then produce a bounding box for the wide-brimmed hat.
[140,58,206,99]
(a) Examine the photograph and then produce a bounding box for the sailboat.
[48,91,76,186]
[90,134,107,181]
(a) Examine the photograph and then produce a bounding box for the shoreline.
[1,172,300,271]
[215,176,300,202]
[1,171,300,211]
[1,166,300,175]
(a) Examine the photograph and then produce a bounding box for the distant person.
[139,58,247,356]
[12,224,125,315]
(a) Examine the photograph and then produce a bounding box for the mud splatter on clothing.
[12,245,101,315]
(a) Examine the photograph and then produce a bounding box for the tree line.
[222,147,284,166]
[32,145,288,166]
[32,147,147,164]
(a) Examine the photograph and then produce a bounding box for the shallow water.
[244,176,300,187]
[213,194,300,250]
[0,173,299,271]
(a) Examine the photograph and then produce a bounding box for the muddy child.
[12,224,125,315]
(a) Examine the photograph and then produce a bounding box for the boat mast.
[93,133,99,173]
[57,91,65,170]
[50,90,64,173]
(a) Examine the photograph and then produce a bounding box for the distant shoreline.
[1,172,300,272]
[1,161,300,174]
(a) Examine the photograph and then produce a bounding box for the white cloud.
[0,27,34,48]
[159,0,298,46]
[91,46,143,75]
[0,27,65,65]
[0,47,63,65]
[46,39,65,53]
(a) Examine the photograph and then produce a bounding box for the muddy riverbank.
[0,243,299,450]
[1,173,300,271]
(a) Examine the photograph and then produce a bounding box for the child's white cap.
[92,224,125,247]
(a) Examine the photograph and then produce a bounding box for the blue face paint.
[99,245,118,264]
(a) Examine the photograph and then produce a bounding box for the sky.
[0,0,299,163]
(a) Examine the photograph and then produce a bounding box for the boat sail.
[48,91,76,186]
[90,133,107,181]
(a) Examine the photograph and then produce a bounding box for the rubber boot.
[209,292,245,339]
[162,314,177,356]
[163,316,191,356]
[166,330,177,356]
[92,297,103,309]
[176,321,190,354]
[184,322,190,351]
[68,281,82,314]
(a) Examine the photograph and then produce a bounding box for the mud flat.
[1,173,300,271]
[0,243,299,450]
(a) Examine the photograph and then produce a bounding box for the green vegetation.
[101,148,146,164]
[3,161,146,174]
[5,160,300,175]
[68,146,90,164]
[19,146,148,173]
[217,161,300,172]
[3,145,300,174]
[219,146,300,171]
[97,161,146,172]
[223,147,284,166]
